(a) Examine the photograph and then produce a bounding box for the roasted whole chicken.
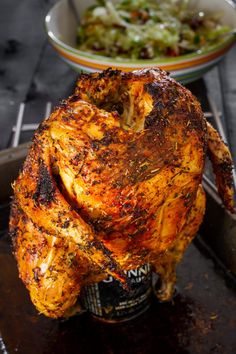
[10,68,234,318]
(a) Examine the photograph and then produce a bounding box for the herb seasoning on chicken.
[9,68,234,318]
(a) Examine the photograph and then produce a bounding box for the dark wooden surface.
[0,0,77,150]
[0,1,236,354]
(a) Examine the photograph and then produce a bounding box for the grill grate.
[11,102,52,148]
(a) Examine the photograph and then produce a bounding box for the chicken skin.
[9,68,234,318]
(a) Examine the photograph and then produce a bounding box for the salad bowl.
[45,0,236,83]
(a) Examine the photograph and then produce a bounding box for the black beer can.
[80,264,152,322]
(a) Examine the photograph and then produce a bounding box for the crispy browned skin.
[207,122,234,211]
[9,68,234,318]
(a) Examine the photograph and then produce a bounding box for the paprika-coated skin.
[10,68,234,318]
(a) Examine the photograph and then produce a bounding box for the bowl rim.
[45,0,236,66]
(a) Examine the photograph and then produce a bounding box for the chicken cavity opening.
[95,84,153,133]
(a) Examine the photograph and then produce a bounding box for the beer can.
[80,264,152,322]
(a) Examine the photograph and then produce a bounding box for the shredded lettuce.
[76,0,232,59]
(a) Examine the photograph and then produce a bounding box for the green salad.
[76,0,232,59]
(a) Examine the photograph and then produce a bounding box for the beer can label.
[80,264,152,322]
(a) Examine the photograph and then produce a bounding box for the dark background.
[0,0,76,150]
[0,1,236,353]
